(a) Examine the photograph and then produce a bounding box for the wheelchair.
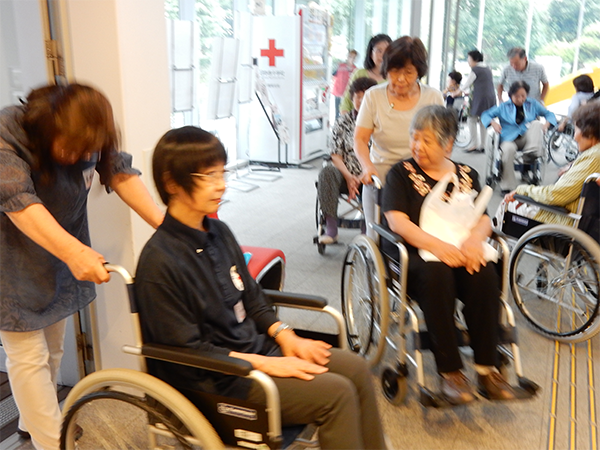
[450,96,472,151]
[496,173,600,343]
[313,158,364,255]
[60,264,347,449]
[340,177,539,407]
[485,125,546,190]
[546,120,579,167]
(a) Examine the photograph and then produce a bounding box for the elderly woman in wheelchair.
[131,126,386,449]
[481,80,557,194]
[381,105,519,405]
[317,77,377,246]
[498,101,600,228]
[493,101,600,343]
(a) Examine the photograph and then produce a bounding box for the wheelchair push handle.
[371,175,383,190]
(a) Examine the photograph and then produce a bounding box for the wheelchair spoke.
[511,230,600,340]
[341,236,390,366]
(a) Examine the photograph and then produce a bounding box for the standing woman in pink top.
[332,49,358,119]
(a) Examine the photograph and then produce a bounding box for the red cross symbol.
[260,39,284,67]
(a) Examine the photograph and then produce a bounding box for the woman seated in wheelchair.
[481,80,557,194]
[134,126,386,450]
[382,105,517,405]
[499,101,600,230]
[318,77,377,244]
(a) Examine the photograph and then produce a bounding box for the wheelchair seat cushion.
[240,246,285,282]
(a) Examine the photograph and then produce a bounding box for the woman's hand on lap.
[277,332,332,365]
[345,175,361,200]
[460,237,486,274]
[430,241,466,267]
[256,355,328,380]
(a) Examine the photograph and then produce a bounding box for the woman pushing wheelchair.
[382,105,519,405]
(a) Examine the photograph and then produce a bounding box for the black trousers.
[407,256,501,373]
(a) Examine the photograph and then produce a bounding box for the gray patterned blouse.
[0,105,140,331]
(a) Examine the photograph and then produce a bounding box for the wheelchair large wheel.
[453,115,472,151]
[510,225,600,343]
[61,368,223,450]
[341,234,390,367]
[547,126,579,167]
[485,132,501,188]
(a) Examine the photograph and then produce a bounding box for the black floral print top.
[381,158,481,255]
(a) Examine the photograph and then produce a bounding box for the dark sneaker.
[440,371,476,405]
[477,371,517,400]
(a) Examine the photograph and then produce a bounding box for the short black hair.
[573,74,594,93]
[381,36,428,79]
[448,71,462,85]
[467,50,484,62]
[507,47,526,59]
[572,101,600,141]
[508,80,530,97]
[349,77,377,97]
[363,34,392,71]
[152,126,227,205]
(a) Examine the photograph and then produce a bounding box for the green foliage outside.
[452,0,600,78]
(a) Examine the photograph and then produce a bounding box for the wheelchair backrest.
[578,175,600,243]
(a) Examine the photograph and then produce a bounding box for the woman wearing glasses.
[0,83,163,450]
[135,126,387,450]
[354,36,444,237]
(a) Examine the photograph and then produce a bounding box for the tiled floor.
[217,149,599,450]
[3,145,599,450]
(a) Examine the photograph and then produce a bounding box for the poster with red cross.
[249,15,301,164]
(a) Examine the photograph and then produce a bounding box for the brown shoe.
[440,371,475,405]
[477,371,517,400]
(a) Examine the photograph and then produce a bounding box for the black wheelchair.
[60,265,347,449]
[496,174,600,343]
[340,177,539,407]
[485,125,547,190]
[313,157,364,255]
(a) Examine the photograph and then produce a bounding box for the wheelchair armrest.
[372,223,405,245]
[140,343,253,377]
[263,289,328,309]
[513,194,572,216]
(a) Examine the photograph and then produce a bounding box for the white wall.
[0,0,48,108]
[63,0,171,371]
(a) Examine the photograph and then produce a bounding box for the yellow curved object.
[546,66,600,106]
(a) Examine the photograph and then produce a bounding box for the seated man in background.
[134,125,387,450]
[482,80,557,193]
[318,77,377,244]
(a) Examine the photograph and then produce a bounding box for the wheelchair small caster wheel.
[381,366,408,405]
[518,377,540,396]
[317,242,326,255]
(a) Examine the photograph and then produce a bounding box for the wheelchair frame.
[546,119,578,167]
[340,177,539,407]
[61,264,347,449]
[498,174,600,343]
[485,125,546,190]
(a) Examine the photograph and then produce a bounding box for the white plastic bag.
[419,172,497,262]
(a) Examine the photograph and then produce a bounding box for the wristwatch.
[271,322,292,340]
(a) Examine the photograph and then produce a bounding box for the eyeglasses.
[191,170,230,184]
